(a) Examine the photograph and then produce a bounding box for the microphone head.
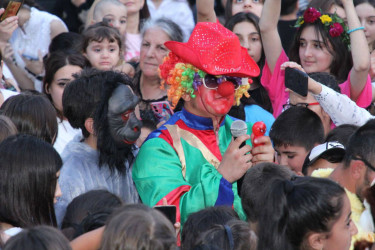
[230,120,248,138]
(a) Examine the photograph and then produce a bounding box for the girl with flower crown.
[259,0,372,118]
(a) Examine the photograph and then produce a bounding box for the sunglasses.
[202,75,241,90]
[282,102,320,110]
[351,156,375,172]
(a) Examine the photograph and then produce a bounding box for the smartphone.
[21,54,38,61]
[0,0,23,22]
[154,205,176,224]
[150,101,174,123]
[285,67,308,97]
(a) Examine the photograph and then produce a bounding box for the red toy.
[252,122,266,147]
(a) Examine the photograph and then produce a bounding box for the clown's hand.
[107,84,142,147]
[218,135,253,183]
[251,135,274,165]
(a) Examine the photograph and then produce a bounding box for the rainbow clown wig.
[159,52,252,109]
[158,22,260,109]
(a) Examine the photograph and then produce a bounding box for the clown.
[133,22,275,225]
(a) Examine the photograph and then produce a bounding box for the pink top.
[261,50,373,117]
[125,33,142,62]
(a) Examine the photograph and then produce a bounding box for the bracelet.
[24,67,44,81]
[347,26,365,34]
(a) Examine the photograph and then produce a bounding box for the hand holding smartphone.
[0,0,23,22]
[285,67,309,97]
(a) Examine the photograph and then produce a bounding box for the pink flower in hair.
[329,23,344,37]
[303,7,321,23]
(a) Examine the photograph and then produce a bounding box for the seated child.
[270,106,325,175]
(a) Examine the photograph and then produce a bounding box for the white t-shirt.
[54,119,81,155]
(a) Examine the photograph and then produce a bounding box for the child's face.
[299,26,333,74]
[85,39,121,71]
[232,21,262,63]
[356,2,375,49]
[97,4,127,37]
[275,144,309,175]
[231,0,263,18]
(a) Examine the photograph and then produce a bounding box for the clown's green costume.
[133,109,253,224]
[132,21,260,225]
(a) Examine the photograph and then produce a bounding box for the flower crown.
[159,52,250,109]
[295,7,350,49]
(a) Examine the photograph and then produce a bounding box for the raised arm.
[259,0,283,72]
[281,61,373,126]
[196,0,216,23]
[343,0,370,101]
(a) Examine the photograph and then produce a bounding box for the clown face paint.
[185,80,235,118]
[107,84,142,146]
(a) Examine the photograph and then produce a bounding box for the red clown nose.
[217,81,235,97]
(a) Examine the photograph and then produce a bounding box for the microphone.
[230,120,248,147]
[230,120,248,196]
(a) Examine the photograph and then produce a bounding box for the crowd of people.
[1,0,375,249]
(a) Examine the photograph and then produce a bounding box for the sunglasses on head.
[202,74,241,90]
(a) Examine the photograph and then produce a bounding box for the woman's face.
[232,21,262,63]
[140,28,170,78]
[355,2,375,49]
[46,65,82,113]
[119,0,145,16]
[320,194,357,250]
[54,171,62,204]
[231,0,263,18]
[299,26,333,74]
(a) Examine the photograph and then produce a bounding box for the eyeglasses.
[282,102,320,110]
[351,156,375,172]
[202,75,241,90]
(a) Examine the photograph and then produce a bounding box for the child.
[302,141,346,176]
[82,22,134,76]
[270,106,325,175]
[93,0,127,38]
[241,162,294,231]
[55,68,141,226]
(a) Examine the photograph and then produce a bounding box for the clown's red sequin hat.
[164,22,260,78]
